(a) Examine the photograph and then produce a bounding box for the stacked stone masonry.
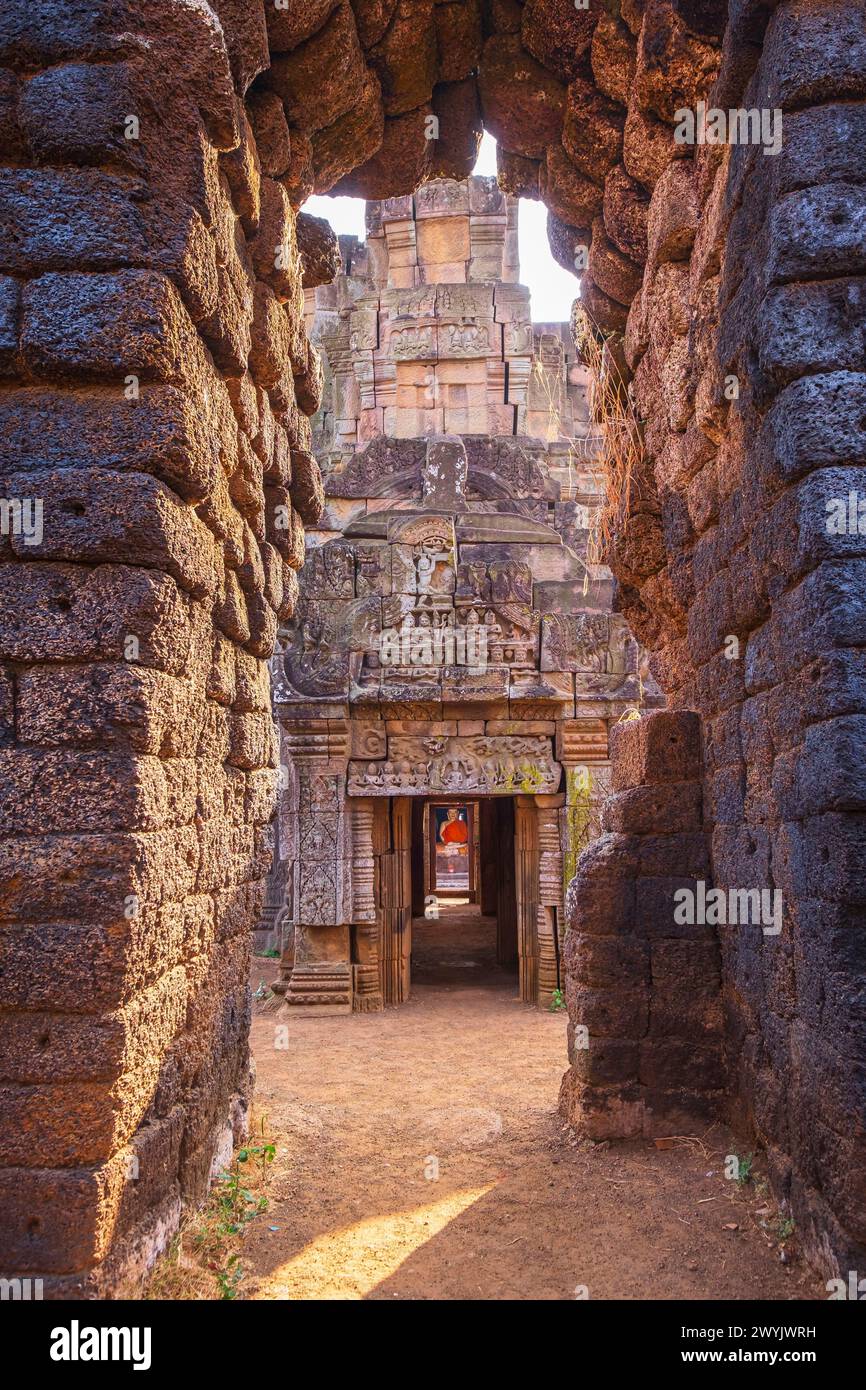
[559,709,726,1140]
[0,0,862,1289]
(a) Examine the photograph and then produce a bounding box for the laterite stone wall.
[0,0,863,1288]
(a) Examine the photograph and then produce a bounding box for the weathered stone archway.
[1,0,864,1291]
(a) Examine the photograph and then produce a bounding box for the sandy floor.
[244,905,820,1301]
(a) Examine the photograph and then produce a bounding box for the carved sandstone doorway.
[413,796,516,997]
[349,790,561,1010]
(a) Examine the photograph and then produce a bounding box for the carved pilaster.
[514,795,539,1005]
[351,798,383,1011]
[255,719,288,956]
[535,793,565,1007]
[536,793,565,910]
[280,718,354,1013]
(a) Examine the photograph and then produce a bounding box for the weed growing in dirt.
[735,1152,755,1187]
[137,1119,276,1301]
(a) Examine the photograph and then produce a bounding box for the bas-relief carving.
[296,860,338,925]
[388,326,436,360]
[461,440,550,500]
[439,323,494,357]
[505,323,534,355]
[383,285,437,319]
[415,179,469,216]
[436,284,494,319]
[348,308,378,352]
[456,558,533,606]
[468,177,506,216]
[288,771,351,931]
[324,437,427,498]
[350,722,387,759]
[379,195,413,223]
[283,595,382,697]
[355,543,391,597]
[301,542,356,599]
[348,735,560,797]
[539,613,637,682]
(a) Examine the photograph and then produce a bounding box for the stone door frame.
[348,781,565,1008]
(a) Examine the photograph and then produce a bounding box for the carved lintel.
[348,734,560,796]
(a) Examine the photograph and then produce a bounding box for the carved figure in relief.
[390,328,434,358]
[490,560,533,606]
[416,180,463,212]
[573,614,610,672]
[304,544,355,599]
[416,549,436,592]
[446,324,489,354]
[441,752,475,789]
[465,562,490,600]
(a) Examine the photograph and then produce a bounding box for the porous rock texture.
[0,0,863,1289]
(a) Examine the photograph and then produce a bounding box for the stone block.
[0,562,194,673]
[603,781,703,835]
[760,372,866,484]
[767,184,866,284]
[763,0,866,109]
[267,2,366,134]
[478,33,566,159]
[565,932,650,989]
[21,270,204,385]
[610,710,703,791]
[569,983,649,1039]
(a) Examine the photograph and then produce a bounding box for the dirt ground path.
[243,908,820,1301]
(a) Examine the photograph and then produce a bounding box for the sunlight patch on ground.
[257,1184,497,1300]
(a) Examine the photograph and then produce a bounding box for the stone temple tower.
[308,175,587,452]
[260,176,656,1014]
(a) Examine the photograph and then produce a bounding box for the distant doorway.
[405,796,520,996]
[429,802,476,899]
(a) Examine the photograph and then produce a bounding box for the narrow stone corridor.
[243,957,820,1301]
[411,903,507,990]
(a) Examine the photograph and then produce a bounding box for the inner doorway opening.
[429,801,475,899]
[409,797,519,994]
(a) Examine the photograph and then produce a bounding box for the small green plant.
[241,1137,277,1181]
[549,987,566,1012]
[209,1132,276,1238]
[256,947,280,958]
[777,1216,795,1242]
[735,1152,754,1187]
[141,1117,276,1301]
[215,1253,244,1300]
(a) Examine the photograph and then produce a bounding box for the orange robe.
[441,818,468,845]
